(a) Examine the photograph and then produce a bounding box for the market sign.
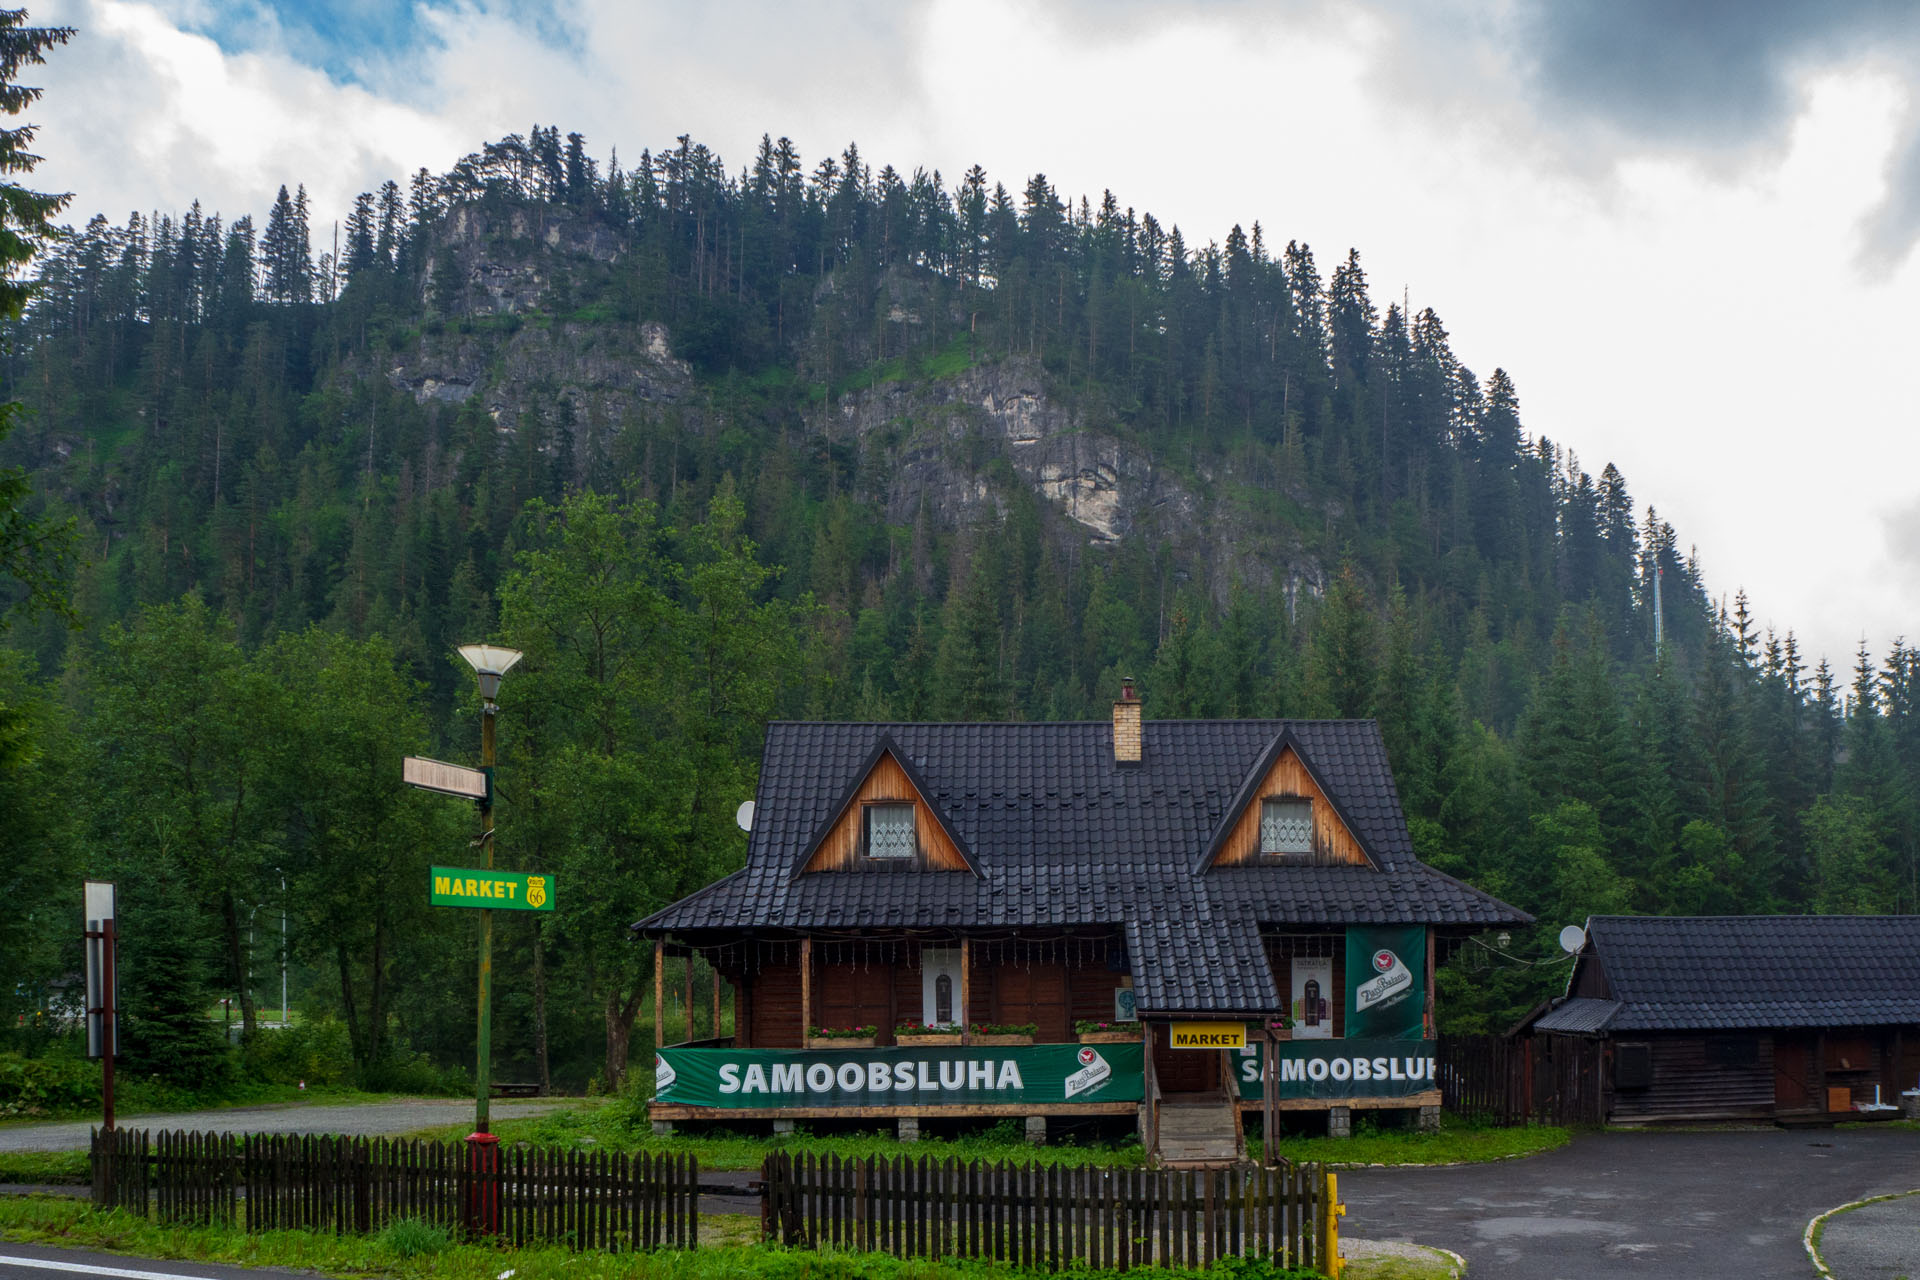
[430,866,556,911]
[1234,1039,1438,1101]
[654,1043,1144,1109]
[1168,1021,1246,1050]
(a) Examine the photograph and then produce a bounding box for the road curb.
[1804,1186,1920,1279]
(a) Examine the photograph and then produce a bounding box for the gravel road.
[0,1099,574,1152]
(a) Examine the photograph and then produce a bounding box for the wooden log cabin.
[634,684,1529,1164]
[1520,915,1920,1124]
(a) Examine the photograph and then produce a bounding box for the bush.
[0,1052,99,1117]
[355,1054,468,1096]
[241,1018,356,1087]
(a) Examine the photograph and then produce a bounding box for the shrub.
[241,1018,354,1087]
[0,1052,99,1116]
[356,1054,468,1096]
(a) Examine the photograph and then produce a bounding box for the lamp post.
[457,643,520,1237]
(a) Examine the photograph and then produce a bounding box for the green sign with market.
[654,1043,1145,1109]
[430,866,555,911]
[1233,1039,1439,1100]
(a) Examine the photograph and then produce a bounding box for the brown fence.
[90,1128,699,1251]
[1439,1034,1607,1126]
[762,1151,1335,1273]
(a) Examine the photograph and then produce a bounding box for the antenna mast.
[1653,564,1665,651]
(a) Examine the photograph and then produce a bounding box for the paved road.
[0,1242,316,1280]
[1340,1128,1919,1279]
[0,1099,573,1153]
[1819,1190,1920,1279]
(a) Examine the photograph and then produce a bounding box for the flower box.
[1077,1030,1141,1044]
[970,1034,1034,1046]
[896,1032,964,1046]
[806,1036,877,1050]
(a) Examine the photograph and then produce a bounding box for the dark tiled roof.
[636,719,1529,1014]
[1532,997,1622,1034]
[1584,915,1920,1031]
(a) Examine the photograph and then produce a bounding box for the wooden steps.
[1156,1093,1243,1168]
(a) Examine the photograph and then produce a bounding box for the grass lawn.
[0,1081,412,1130]
[0,1150,89,1185]
[403,1099,1566,1174]
[0,1194,1320,1279]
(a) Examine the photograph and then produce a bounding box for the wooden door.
[1774,1034,1814,1112]
[818,961,895,1042]
[994,962,1071,1043]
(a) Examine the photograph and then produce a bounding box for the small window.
[865,803,916,859]
[1260,798,1312,855]
[1616,1042,1653,1090]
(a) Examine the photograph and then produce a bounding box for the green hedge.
[0,1052,99,1116]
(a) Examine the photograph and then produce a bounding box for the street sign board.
[404,756,489,800]
[83,880,116,1059]
[431,866,556,911]
[1168,1021,1246,1050]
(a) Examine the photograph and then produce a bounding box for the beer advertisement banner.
[1344,925,1425,1039]
[1234,1039,1439,1100]
[654,1043,1145,1109]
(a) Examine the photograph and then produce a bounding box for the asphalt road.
[0,1099,572,1152]
[1818,1190,1920,1279]
[1340,1127,1920,1279]
[0,1242,316,1280]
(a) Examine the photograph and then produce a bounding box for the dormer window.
[1260,798,1312,857]
[865,803,917,859]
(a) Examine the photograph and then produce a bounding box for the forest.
[2,99,1917,1097]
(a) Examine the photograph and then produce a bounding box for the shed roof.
[1556,915,1920,1033]
[636,719,1528,1015]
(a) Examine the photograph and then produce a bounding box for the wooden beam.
[1233,1090,1441,1113]
[959,936,972,1046]
[1424,926,1437,1039]
[800,937,814,1040]
[685,953,695,1042]
[654,939,665,1049]
[1143,1019,1158,1158]
[713,967,723,1042]
[648,1101,1140,1122]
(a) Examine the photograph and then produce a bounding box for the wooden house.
[634,686,1529,1164]
[1520,915,1920,1124]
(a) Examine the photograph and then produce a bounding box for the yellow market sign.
[430,866,555,912]
[1168,1021,1246,1050]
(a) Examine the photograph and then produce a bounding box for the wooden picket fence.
[90,1128,699,1251]
[1438,1034,1606,1127]
[762,1151,1335,1273]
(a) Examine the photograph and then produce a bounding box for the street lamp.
[457,644,521,1139]
[457,643,520,1236]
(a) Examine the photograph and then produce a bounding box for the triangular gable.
[790,733,980,878]
[1194,730,1377,873]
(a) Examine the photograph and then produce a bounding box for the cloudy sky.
[28,0,1920,671]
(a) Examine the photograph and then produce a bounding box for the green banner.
[654,1043,1144,1109]
[1345,926,1425,1039]
[430,866,555,911]
[1233,1039,1439,1100]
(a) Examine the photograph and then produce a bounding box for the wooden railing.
[90,1129,700,1251]
[762,1151,1337,1273]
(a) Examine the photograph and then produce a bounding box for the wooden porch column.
[959,936,972,1046]
[685,955,695,1042]
[800,938,813,1042]
[1424,927,1437,1039]
[1143,1019,1159,1157]
[653,939,665,1048]
[712,968,723,1042]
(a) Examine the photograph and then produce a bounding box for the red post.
[465,1131,500,1235]
[102,919,117,1132]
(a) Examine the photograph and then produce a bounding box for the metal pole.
[476,694,497,1135]
[282,872,289,1027]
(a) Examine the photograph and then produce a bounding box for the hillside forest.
[2,99,1917,1094]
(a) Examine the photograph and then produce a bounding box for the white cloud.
[25,0,1919,668]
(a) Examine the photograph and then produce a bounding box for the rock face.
[424,204,625,317]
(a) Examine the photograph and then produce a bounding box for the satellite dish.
[735,800,756,833]
[1558,925,1587,954]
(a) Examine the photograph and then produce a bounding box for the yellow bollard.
[1321,1170,1347,1276]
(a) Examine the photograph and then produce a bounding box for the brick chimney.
[1113,676,1142,765]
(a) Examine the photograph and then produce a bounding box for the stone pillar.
[651,1120,674,1137]
[1327,1106,1352,1139]
[1418,1105,1441,1134]
[1025,1115,1048,1145]
[772,1119,796,1135]
[898,1117,921,1143]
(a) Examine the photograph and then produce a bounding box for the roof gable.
[1194,731,1377,874]
[790,733,979,878]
